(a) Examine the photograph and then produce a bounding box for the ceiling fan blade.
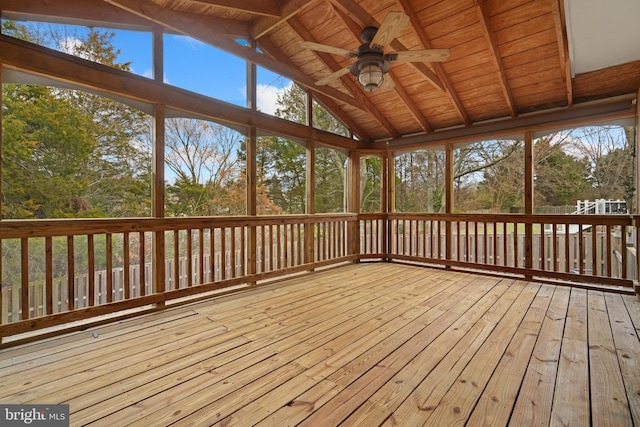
[370,11,410,52]
[300,41,357,58]
[385,49,451,63]
[315,67,351,86]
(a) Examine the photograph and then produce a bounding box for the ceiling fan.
[300,11,450,93]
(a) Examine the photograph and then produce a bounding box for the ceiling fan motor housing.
[351,40,392,91]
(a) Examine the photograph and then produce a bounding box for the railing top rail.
[0,213,359,239]
[387,212,638,226]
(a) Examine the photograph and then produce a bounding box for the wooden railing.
[0,214,357,342]
[1,212,637,343]
[381,213,638,289]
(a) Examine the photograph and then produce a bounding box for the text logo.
[1,405,69,426]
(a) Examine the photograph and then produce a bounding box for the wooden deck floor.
[1,263,639,426]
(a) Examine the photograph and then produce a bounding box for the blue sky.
[111,28,292,115]
[1,20,292,115]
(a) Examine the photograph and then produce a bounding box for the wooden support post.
[384,152,393,260]
[445,144,454,267]
[348,151,361,258]
[0,64,3,341]
[152,103,166,303]
[635,89,640,297]
[247,126,257,279]
[151,29,166,305]
[246,39,258,282]
[153,26,163,83]
[524,131,534,276]
[306,139,315,266]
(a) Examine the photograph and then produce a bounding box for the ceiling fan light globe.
[358,63,384,92]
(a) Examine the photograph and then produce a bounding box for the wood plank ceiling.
[3,0,640,144]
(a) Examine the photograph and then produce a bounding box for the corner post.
[524,131,534,277]
[384,151,394,260]
[246,38,258,282]
[151,29,166,305]
[445,144,454,267]
[152,104,166,304]
[305,138,315,267]
[348,152,361,259]
[635,89,640,297]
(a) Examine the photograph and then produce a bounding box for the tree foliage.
[2,22,151,219]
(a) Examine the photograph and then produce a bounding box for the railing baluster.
[241,225,246,277]
[621,226,627,279]
[474,221,478,263]
[123,233,129,300]
[221,228,226,280]
[465,221,469,262]
[46,237,53,314]
[591,225,598,276]
[66,236,74,312]
[335,221,340,258]
[277,224,282,269]
[173,230,180,288]
[552,225,558,272]
[298,223,303,265]
[606,225,612,276]
[139,232,146,296]
[106,234,113,302]
[21,238,29,319]
[409,219,413,256]
[578,225,584,274]
[540,223,545,270]
[513,222,518,268]
[186,229,193,286]
[199,229,205,284]
[564,224,570,273]
[231,226,237,277]
[483,221,488,264]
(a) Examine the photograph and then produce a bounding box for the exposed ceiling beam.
[552,0,574,107]
[183,0,281,18]
[397,0,471,126]
[251,0,320,40]
[0,35,363,150]
[287,16,400,138]
[474,0,517,117]
[0,0,155,30]
[380,95,635,150]
[312,93,372,141]
[103,0,366,113]
[388,70,433,132]
[330,0,445,92]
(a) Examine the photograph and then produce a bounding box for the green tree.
[2,84,98,218]
[534,134,590,206]
[314,147,347,213]
[3,22,152,218]
[475,146,524,212]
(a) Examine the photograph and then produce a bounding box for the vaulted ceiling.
[2,0,640,145]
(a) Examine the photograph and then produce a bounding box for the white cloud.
[169,34,205,50]
[253,81,293,116]
[58,37,84,57]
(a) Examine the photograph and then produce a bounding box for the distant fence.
[374,213,638,288]
[2,249,246,322]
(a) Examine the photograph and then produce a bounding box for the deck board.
[0,263,638,427]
